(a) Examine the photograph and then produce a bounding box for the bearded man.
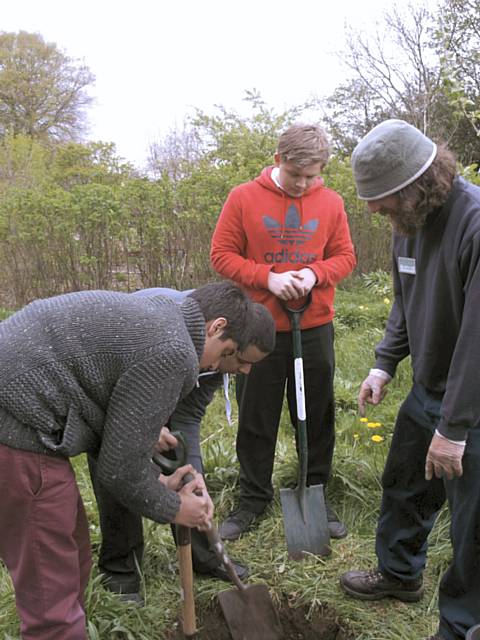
[340,120,480,640]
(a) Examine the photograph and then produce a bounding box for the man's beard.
[381,201,429,237]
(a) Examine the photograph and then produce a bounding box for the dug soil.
[165,598,354,639]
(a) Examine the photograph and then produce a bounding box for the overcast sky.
[3,0,438,168]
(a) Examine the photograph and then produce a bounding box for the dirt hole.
[165,598,354,639]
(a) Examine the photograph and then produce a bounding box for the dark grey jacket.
[375,177,480,440]
[132,287,223,471]
[0,290,206,523]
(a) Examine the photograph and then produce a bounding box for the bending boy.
[0,282,252,640]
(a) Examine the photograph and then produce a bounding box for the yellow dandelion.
[359,417,368,423]
[371,435,384,443]
[384,297,390,304]
[367,422,382,428]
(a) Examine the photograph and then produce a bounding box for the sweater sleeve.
[210,188,272,289]
[307,202,356,287]
[374,256,411,377]
[168,373,222,472]
[438,232,480,439]
[95,345,197,524]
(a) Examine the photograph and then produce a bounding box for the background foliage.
[0,0,479,307]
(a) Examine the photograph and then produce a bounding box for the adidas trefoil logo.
[262,204,319,265]
[263,204,318,246]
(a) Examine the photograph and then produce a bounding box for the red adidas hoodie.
[210,166,356,331]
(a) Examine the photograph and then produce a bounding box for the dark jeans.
[236,323,336,513]
[88,457,219,592]
[376,384,480,640]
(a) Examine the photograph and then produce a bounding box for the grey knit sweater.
[0,290,206,523]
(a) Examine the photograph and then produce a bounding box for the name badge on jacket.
[398,257,416,274]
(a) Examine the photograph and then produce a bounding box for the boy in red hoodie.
[210,123,356,540]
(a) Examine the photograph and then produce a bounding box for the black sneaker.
[100,574,144,606]
[325,501,348,539]
[197,560,249,582]
[116,592,144,607]
[340,569,424,602]
[218,508,260,541]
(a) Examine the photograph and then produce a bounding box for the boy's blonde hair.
[277,123,330,168]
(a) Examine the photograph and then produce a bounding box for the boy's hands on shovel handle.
[268,268,316,301]
[159,464,213,529]
[358,373,389,416]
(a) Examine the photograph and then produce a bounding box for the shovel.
[279,298,331,560]
[153,433,283,640]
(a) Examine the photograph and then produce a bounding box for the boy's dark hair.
[188,282,252,350]
[249,303,275,354]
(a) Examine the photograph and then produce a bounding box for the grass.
[0,276,451,639]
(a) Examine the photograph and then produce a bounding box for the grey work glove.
[425,431,466,481]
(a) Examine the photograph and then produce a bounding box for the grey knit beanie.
[351,119,437,200]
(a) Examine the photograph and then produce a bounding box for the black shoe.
[100,574,144,606]
[325,501,348,539]
[340,569,424,602]
[196,560,249,582]
[218,508,261,541]
[115,592,145,606]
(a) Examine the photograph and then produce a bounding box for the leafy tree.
[0,31,94,142]
[433,0,480,163]
[324,3,442,154]
[324,1,480,164]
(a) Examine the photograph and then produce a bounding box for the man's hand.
[154,426,178,453]
[268,271,308,300]
[159,464,214,529]
[292,268,317,297]
[158,463,199,491]
[425,432,466,481]
[358,373,389,416]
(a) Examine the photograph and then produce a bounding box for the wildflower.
[384,297,390,304]
[371,435,384,443]
[359,417,368,423]
[353,433,360,440]
[359,305,365,310]
[367,422,382,428]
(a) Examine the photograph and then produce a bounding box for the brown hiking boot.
[340,569,424,602]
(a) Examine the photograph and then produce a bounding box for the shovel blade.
[280,483,331,560]
[217,584,283,640]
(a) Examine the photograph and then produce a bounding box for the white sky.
[3,0,438,169]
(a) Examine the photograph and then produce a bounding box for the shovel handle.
[182,472,247,595]
[176,524,197,637]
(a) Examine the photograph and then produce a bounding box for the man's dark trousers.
[235,322,336,514]
[376,384,480,640]
[88,458,219,593]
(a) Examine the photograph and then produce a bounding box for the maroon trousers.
[0,444,91,640]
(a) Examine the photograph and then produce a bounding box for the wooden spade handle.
[176,524,196,637]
